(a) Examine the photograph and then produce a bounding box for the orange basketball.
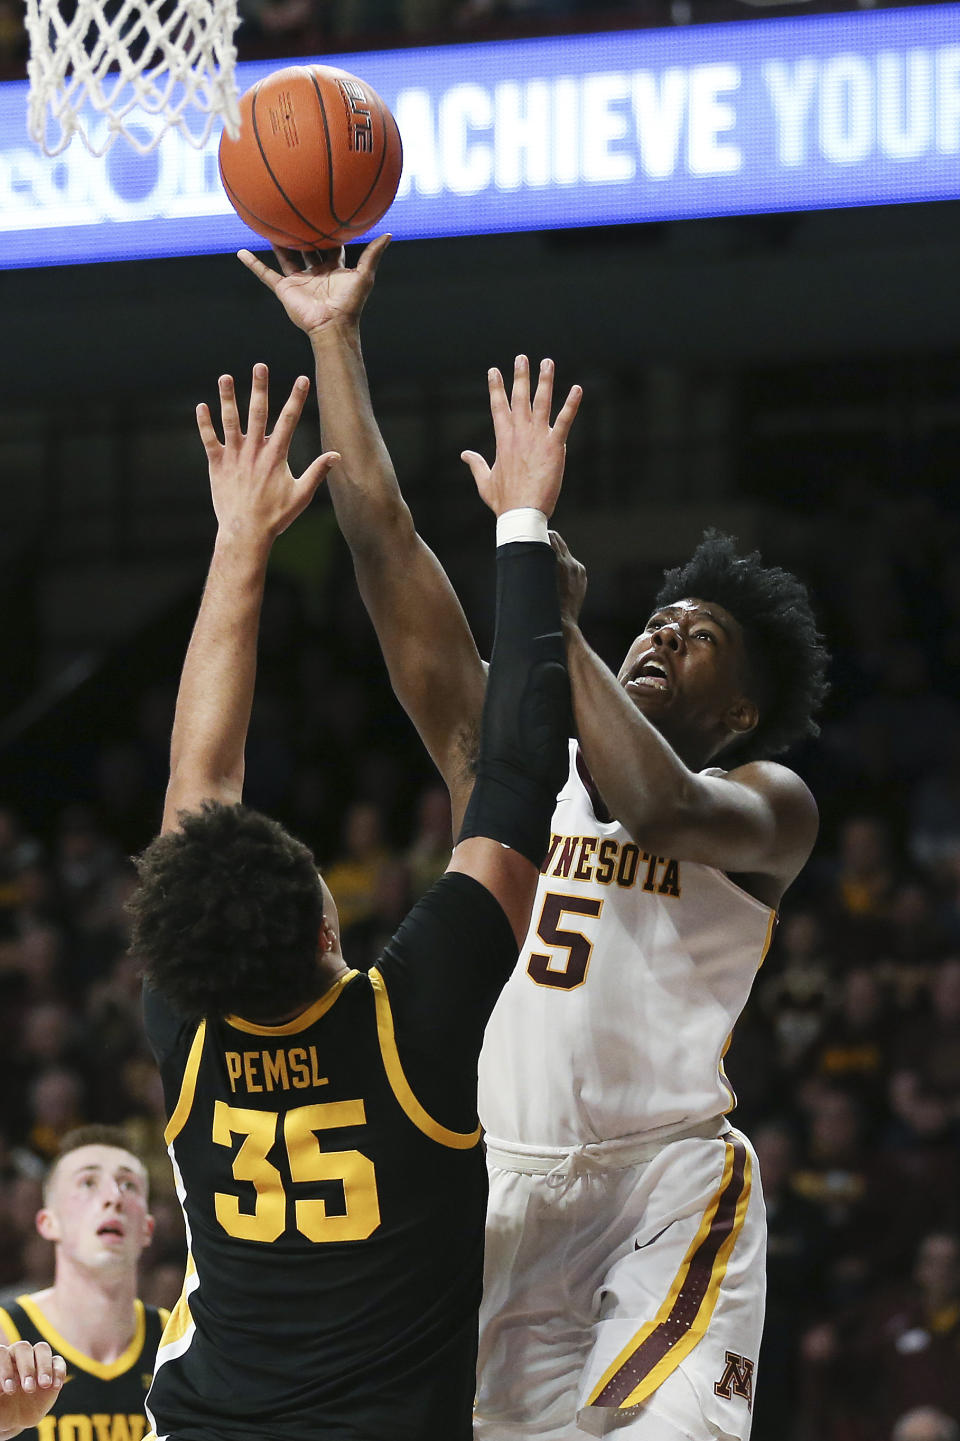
[218,64,403,249]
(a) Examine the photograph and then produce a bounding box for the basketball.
[218,64,403,249]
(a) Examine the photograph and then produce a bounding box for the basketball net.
[25,0,242,156]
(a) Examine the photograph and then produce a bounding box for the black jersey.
[141,871,517,1441]
[0,1294,167,1441]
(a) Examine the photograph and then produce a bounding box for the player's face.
[617,597,756,755]
[37,1145,154,1273]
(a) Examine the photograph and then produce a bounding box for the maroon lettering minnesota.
[541,832,681,898]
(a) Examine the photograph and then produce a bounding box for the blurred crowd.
[0,468,958,1441]
[0,1,893,81]
[0,0,638,79]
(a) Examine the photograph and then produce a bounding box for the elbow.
[352,496,416,558]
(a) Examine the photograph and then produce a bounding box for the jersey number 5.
[527,892,603,990]
[212,1099,381,1244]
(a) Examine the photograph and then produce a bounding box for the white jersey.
[478,741,776,1148]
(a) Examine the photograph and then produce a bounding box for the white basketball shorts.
[474,1124,765,1441]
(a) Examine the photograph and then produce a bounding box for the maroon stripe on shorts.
[592,1135,747,1408]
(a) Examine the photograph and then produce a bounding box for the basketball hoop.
[24,0,242,157]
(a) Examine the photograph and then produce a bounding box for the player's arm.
[238,240,486,825]
[444,360,582,943]
[552,536,817,896]
[0,1342,66,1441]
[161,365,339,833]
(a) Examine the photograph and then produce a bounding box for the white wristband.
[496,508,550,548]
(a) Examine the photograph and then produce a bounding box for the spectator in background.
[322,798,392,931]
[854,1232,960,1436]
[810,967,892,1121]
[886,880,947,998]
[832,815,897,925]
[753,908,835,1108]
[876,1072,960,1274]
[0,808,41,935]
[341,855,413,971]
[25,1069,86,1163]
[892,1409,960,1441]
[752,1119,827,1441]
[791,1086,874,1305]
[53,805,120,934]
[896,958,960,1117]
[406,784,453,898]
[0,1173,46,1296]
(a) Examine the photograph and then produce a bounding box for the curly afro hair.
[654,530,830,763]
[128,801,325,1022]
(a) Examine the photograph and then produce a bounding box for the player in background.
[240,239,830,1440]
[127,360,576,1440]
[0,1126,165,1441]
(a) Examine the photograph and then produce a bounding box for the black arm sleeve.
[142,982,196,1066]
[375,870,519,1130]
[457,540,572,868]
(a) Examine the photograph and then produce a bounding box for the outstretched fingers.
[461,449,492,489]
[551,383,583,445]
[195,401,221,458]
[218,374,242,442]
[487,366,511,432]
[510,353,531,414]
[237,248,281,291]
[247,363,271,440]
[357,232,391,278]
[531,357,555,424]
[270,375,311,453]
[300,449,341,496]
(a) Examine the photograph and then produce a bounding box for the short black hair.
[128,802,325,1023]
[654,529,829,763]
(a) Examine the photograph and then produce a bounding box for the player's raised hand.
[0,1341,66,1440]
[236,234,391,341]
[461,355,582,520]
[196,363,340,543]
[549,530,588,628]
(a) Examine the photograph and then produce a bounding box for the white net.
[25,0,242,157]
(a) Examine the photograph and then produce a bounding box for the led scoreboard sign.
[2,3,960,268]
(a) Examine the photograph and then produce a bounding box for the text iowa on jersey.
[36,1414,148,1440]
[542,833,681,898]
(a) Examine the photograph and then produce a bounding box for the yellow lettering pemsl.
[242,1052,263,1093]
[263,1049,290,1091]
[288,1049,310,1088]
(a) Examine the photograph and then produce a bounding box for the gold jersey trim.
[164,1019,207,1145]
[369,966,481,1151]
[720,907,776,1115]
[156,1250,197,1354]
[225,969,359,1036]
[587,1135,752,1408]
[0,1306,20,1342]
[10,1295,148,1381]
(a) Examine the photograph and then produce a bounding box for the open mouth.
[625,658,670,694]
[97,1222,125,1240]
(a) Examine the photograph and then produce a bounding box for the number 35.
[212,1098,381,1244]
